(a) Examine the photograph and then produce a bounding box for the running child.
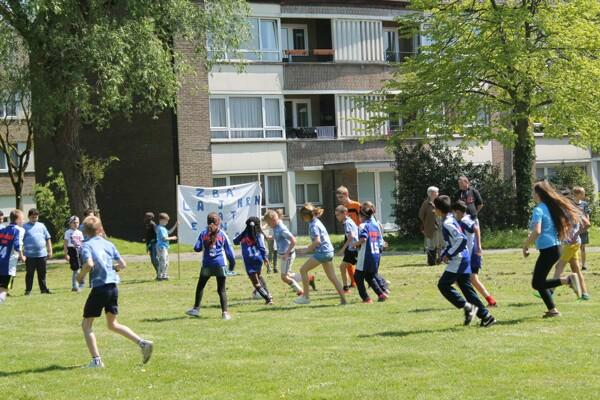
[64,216,84,292]
[295,204,347,305]
[185,212,235,320]
[354,205,387,303]
[263,210,305,296]
[573,187,591,270]
[0,210,25,304]
[522,182,582,318]
[452,201,497,307]
[434,196,496,327]
[233,217,273,305]
[77,216,153,368]
[156,213,177,281]
[552,197,590,300]
[361,201,390,294]
[335,205,359,294]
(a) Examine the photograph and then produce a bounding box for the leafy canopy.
[367,0,600,150]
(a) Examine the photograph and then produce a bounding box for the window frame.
[212,174,286,212]
[296,182,322,205]
[284,98,312,128]
[210,95,286,141]
[281,23,309,57]
[209,17,281,62]
[383,27,399,62]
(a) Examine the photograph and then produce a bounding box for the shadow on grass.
[408,307,454,313]
[390,263,432,269]
[0,364,80,377]
[506,302,538,308]
[358,326,462,338]
[242,303,341,313]
[141,316,189,323]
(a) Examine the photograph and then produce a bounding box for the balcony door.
[284,99,312,128]
[358,170,398,231]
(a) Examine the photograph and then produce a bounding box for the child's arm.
[168,222,178,235]
[223,237,236,271]
[46,239,53,259]
[63,239,70,261]
[258,234,268,263]
[232,233,242,246]
[114,257,127,272]
[474,224,482,255]
[283,232,296,260]
[338,232,352,256]
[523,223,541,258]
[443,225,467,261]
[77,257,93,283]
[193,233,204,252]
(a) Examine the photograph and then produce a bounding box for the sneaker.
[582,264,588,271]
[378,293,388,302]
[480,315,496,328]
[139,340,154,364]
[41,290,52,294]
[273,268,278,273]
[222,311,232,320]
[463,304,478,326]
[309,275,317,291]
[543,310,561,318]
[266,299,274,305]
[24,291,30,296]
[581,293,591,301]
[185,308,200,317]
[294,296,310,305]
[362,298,373,304]
[162,276,169,281]
[86,358,105,368]
[568,274,582,298]
[71,288,79,292]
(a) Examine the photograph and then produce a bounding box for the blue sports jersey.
[23,221,51,258]
[309,218,334,254]
[80,236,122,288]
[194,228,236,269]
[156,225,170,249]
[0,224,22,276]
[343,217,359,251]
[273,222,294,255]
[459,215,477,254]
[441,213,471,274]
[356,219,382,273]
[233,232,267,268]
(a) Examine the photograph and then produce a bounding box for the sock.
[259,276,269,291]
[464,302,472,311]
[0,292,6,302]
[292,273,301,282]
[289,280,302,293]
[255,286,271,301]
[485,295,496,305]
[138,339,146,348]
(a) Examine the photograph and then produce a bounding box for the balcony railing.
[282,49,335,63]
[286,126,337,139]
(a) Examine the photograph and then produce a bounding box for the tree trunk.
[14,180,23,210]
[512,115,535,227]
[50,110,98,217]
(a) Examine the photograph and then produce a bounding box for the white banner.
[177,182,262,245]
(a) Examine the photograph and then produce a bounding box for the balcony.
[286,126,336,139]
[281,18,334,63]
[284,94,337,140]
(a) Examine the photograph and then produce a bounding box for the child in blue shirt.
[354,205,387,303]
[233,216,272,305]
[186,212,236,320]
[452,201,497,307]
[156,212,177,281]
[0,210,25,304]
[335,205,358,293]
[434,196,495,327]
[77,216,153,368]
[295,203,346,305]
[23,208,53,295]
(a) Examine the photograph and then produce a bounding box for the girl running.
[233,217,273,305]
[354,205,387,303]
[522,182,582,318]
[185,212,235,320]
[295,204,347,305]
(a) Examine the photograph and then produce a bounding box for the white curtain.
[268,176,284,204]
[265,98,280,127]
[230,97,262,128]
[260,20,278,50]
[209,98,226,127]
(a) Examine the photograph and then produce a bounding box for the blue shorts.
[245,263,262,275]
[471,253,482,273]
[84,283,118,318]
[313,251,334,263]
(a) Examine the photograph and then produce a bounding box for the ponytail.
[534,182,580,241]
[207,212,221,246]
[244,216,263,242]
[299,203,324,219]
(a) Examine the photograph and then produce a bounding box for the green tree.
[0,0,248,215]
[366,0,600,226]
[0,24,33,210]
[34,168,71,240]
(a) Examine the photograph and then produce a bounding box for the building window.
[213,177,227,187]
[212,174,286,213]
[282,24,308,60]
[284,99,312,128]
[0,95,17,118]
[384,27,417,63]
[210,17,280,62]
[296,183,321,205]
[0,143,23,173]
[210,96,284,140]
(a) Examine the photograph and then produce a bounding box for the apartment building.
[34,0,599,240]
[0,97,36,215]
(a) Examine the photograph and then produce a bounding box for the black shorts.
[83,284,119,318]
[0,275,13,289]
[343,249,358,265]
[67,247,81,271]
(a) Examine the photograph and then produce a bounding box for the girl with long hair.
[233,216,273,305]
[185,212,236,320]
[295,203,347,305]
[522,182,582,317]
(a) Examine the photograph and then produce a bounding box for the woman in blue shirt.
[522,182,582,317]
[295,203,347,305]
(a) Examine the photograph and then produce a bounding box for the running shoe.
[463,304,478,326]
[581,293,590,301]
[86,358,105,368]
[309,275,317,291]
[480,315,496,328]
[222,312,232,320]
[543,310,561,318]
[185,308,200,317]
[378,293,389,302]
[294,296,310,305]
[140,340,154,364]
[363,298,373,304]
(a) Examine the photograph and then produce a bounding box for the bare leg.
[322,261,347,304]
[105,313,141,344]
[299,257,321,299]
[82,318,100,358]
[470,274,491,298]
[581,244,587,268]
[281,273,302,293]
[339,262,349,287]
[553,259,567,280]
[569,259,588,294]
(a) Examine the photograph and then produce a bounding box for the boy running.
[335,205,359,294]
[0,210,25,304]
[573,187,591,270]
[77,216,153,368]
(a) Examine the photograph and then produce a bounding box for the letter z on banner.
[177,182,262,245]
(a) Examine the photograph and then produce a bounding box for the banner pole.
[177,176,181,281]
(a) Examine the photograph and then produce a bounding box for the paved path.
[47,246,600,265]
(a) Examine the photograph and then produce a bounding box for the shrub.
[549,164,599,224]
[34,168,72,240]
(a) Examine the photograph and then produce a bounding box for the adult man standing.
[454,176,484,220]
[418,186,443,266]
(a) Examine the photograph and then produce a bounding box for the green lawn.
[1,252,600,399]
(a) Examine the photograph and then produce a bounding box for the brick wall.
[175,40,212,186]
[0,175,35,196]
[283,63,391,91]
[287,139,393,169]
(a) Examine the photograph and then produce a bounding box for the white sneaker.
[294,296,310,305]
[185,308,200,317]
[222,311,232,320]
[86,358,105,368]
[140,340,154,364]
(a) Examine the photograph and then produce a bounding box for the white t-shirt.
[64,228,84,249]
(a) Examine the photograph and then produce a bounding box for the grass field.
[2,252,600,399]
